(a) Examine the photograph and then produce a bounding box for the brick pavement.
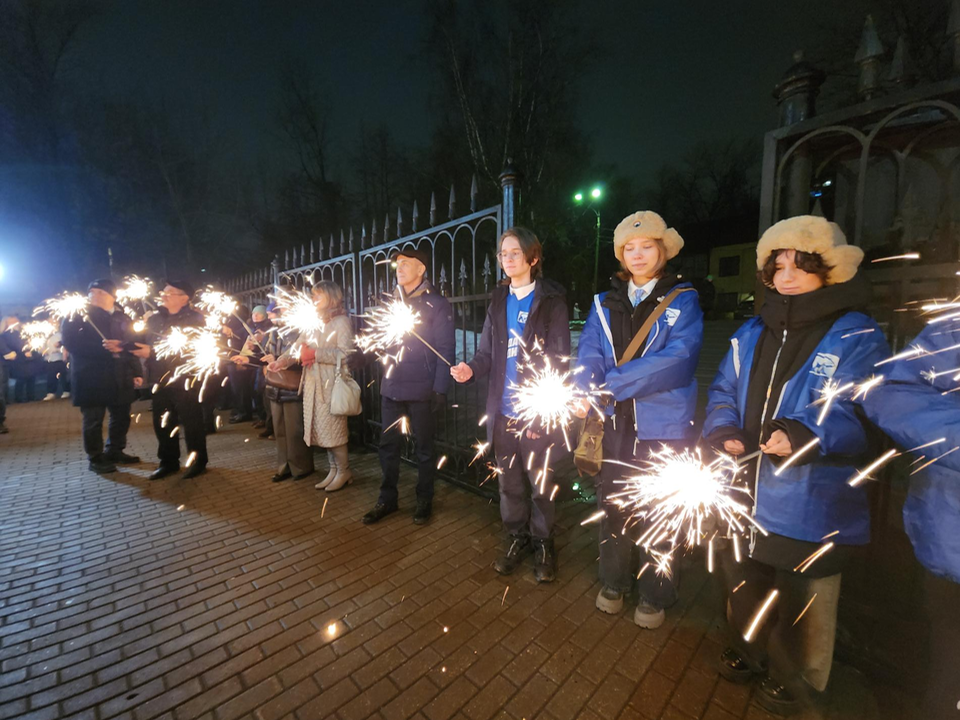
[0,398,904,720]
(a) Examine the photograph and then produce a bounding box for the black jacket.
[145,306,205,385]
[379,280,456,402]
[468,278,570,442]
[61,307,142,407]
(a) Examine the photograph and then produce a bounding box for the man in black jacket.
[362,247,456,526]
[61,279,144,474]
[132,280,209,480]
[451,227,570,582]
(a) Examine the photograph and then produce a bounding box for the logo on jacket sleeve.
[664,308,681,326]
[810,352,839,378]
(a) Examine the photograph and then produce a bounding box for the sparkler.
[356,298,451,365]
[34,292,107,340]
[154,326,225,388]
[199,288,267,353]
[116,275,155,308]
[269,286,325,344]
[19,320,56,352]
[507,357,598,447]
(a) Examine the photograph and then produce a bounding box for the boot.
[362,503,397,524]
[88,455,117,474]
[634,596,665,629]
[532,538,557,583]
[324,445,353,492]
[315,450,338,489]
[493,535,531,575]
[756,676,799,716]
[106,450,140,464]
[413,499,432,525]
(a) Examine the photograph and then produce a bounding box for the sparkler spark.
[744,589,779,642]
[116,275,154,305]
[356,299,421,354]
[508,357,599,449]
[154,326,225,385]
[34,292,89,322]
[848,448,899,486]
[773,437,821,476]
[793,593,818,626]
[19,320,56,352]
[270,287,325,343]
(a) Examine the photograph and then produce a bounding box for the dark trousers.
[378,396,435,506]
[228,364,254,417]
[45,361,68,396]
[721,552,841,696]
[0,364,7,423]
[596,433,680,607]
[493,414,557,539]
[152,385,208,468]
[14,376,35,403]
[81,404,132,460]
[921,571,960,720]
[253,372,268,421]
[271,399,313,476]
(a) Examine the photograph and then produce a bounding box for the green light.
[572,483,580,491]
[574,192,583,202]
[591,187,602,199]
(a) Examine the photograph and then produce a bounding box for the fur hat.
[756,216,863,287]
[613,211,684,263]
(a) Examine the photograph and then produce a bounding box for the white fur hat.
[613,211,684,263]
[756,216,864,287]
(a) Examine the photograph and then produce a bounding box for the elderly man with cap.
[131,280,209,480]
[61,279,144,474]
[361,247,455,526]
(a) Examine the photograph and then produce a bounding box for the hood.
[760,273,872,331]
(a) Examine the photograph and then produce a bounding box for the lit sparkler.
[356,298,451,365]
[154,326,225,388]
[34,292,107,340]
[508,357,597,447]
[269,286,325,344]
[116,275,155,307]
[19,320,56,352]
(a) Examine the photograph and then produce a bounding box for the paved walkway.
[0,399,906,720]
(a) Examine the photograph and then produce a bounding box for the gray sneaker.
[595,586,624,614]
[634,598,665,629]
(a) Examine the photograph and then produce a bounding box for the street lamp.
[574,187,603,295]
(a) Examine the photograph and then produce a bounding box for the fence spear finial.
[429,191,437,227]
[470,174,478,213]
[349,227,355,252]
[340,229,346,255]
[412,200,420,233]
[397,206,404,238]
[448,183,457,219]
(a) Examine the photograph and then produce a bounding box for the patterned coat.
[298,314,354,448]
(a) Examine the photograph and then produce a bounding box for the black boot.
[362,503,398,525]
[89,455,117,474]
[718,648,762,685]
[493,535,531,575]
[756,676,799,716]
[413,500,432,525]
[106,450,140,464]
[532,538,557,583]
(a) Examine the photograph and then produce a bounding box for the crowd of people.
[1,212,957,718]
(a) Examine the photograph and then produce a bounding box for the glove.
[431,392,446,413]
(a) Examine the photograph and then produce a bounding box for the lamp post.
[574,187,603,296]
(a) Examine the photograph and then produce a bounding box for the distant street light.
[574,187,603,295]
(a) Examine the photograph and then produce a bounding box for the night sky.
[74,0,869,186]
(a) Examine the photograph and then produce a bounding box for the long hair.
[311,280,346,319]
[498,226,543,284]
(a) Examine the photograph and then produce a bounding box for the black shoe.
[718,648,761,685]
[89,456,117,474]
[228,414,251,424]
[271,470,293,483]
[756,676,799,716]
[182,464,207,480]
[493,536,531,575]
[0,423,8,434]
[252,419,265,429]
[532,538,557,583]
[362,503,398,525]
[205,425,217,435]
[149,464,179,481]
[258,429,274,439]
[106,451,140,464]
[413,500,432,525]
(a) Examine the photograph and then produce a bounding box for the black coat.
[145,306,206,385]
[61,307,142,408]
[467,278,570,443]
[0,328,41,379]
[379,280,456,402]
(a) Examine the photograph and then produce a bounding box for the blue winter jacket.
[859,324,960,583]
[703,312,889,545]
[576,282,703,441]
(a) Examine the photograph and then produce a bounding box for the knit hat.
[756,216,864,287]
[390,247,430,269]
[164,279,195,300]
[88,278,117,298]
[252,305,267,316]
[613,211,684,263]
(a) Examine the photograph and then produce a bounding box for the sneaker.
[362,503,398,525]
[89,456,117,474]
[718,648,760,684]
[42,393,55,401]
[595,586,624,614]
[61,392,70,399]
[532,538,557,583]
[756,676,799,716]
[633,598,665,629]
[413,500,432,525]
[493,536,531,575]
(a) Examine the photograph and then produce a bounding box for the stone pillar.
[499,160,521,230]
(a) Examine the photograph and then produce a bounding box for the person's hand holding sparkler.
[724,439,745,456]
[131,342,152,359]
[102,339,124,354]
[450,362,474,383]
[760,429,793,457]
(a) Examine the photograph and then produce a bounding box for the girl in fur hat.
[702,215,889,715]
[576,211,704,629]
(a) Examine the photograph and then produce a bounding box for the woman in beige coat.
[270,281,355,492]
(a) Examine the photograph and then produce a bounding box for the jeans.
[81,404,132,460]
[378,396,435,506]
[493,414,557,539]
[45,360,69,396]
[152,385,208,468]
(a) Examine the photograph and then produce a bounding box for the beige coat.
[296,314,354,448]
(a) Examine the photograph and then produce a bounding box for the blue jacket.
[859,324,960,582]
[379,280,455,402]
[703,312,889,545]
[576,280,703,441]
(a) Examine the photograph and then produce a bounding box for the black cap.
[164,279,195,300]
[390,247,430,269]
[88,278,117,298]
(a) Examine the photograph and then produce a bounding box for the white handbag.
[330,357,362,416]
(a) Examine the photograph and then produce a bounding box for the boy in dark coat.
[61,279,144,474]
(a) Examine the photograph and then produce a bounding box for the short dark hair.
[498,226,543,282]
[759,248,832,287]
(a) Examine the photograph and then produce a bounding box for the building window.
[718,255,740,277]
